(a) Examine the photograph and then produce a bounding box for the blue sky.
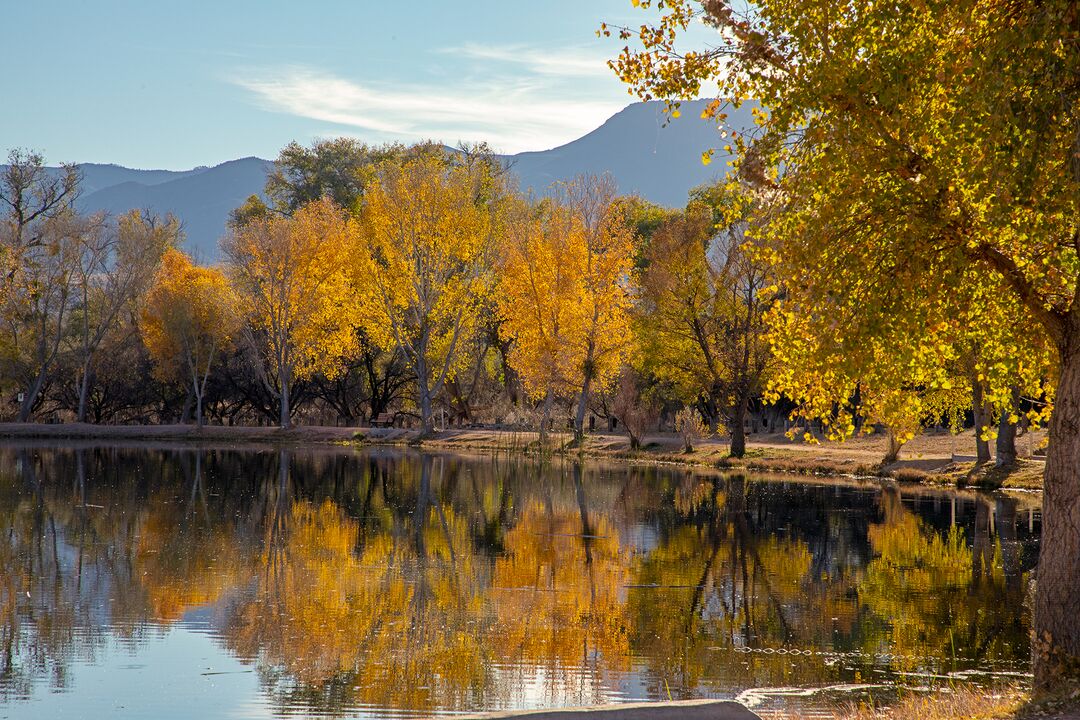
[2,0,700,169]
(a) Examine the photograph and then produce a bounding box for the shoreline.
[0,422,1046,492]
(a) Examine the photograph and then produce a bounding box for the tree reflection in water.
[0,445,1040,716]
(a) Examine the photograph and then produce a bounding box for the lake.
[0,444,1039,719]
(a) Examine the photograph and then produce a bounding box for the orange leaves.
[141,248,236,384]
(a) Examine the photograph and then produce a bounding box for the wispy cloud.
[231,65,626,153]
[444,42,614,78]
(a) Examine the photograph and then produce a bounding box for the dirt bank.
[0,422,1046,490]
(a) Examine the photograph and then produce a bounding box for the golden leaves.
[141,248,237,384]
[496,176,635,401]
[224,197,359,384]
[349,151,500,401]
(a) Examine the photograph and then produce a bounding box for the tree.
[142,249,237,427]
[70,210,178,421]
[675,407,708,453]
[636,186,774,457]
[1,210,83,421]
[559,176,635,442]
[609,0,1078,691]
[0,149,79,291]
[229,139,411,228]
[351,149,501,435]
[224,198,358,428]
[610,368,659,450]
[496,196,582,442]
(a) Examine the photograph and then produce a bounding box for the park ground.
[0,422,1047,490]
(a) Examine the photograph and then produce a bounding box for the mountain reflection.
[0,445,1039,717]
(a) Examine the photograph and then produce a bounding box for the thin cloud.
[445,43,614,78]
[231,67,626,153]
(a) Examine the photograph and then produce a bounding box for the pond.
[0,444,1039,719]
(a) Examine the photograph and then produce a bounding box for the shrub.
[675,407,709,453]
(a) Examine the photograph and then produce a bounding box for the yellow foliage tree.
[608,0,1076,687]
[496,197,581,439]
[224,197,358,428]
[141,249,235,426]
[499,176,635,442]
[350,150,500,435]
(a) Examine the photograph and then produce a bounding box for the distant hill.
[72,158,274,262]
[507,98,745,204]
[37,100,740,259]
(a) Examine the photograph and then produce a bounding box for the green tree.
[636,185,774,457]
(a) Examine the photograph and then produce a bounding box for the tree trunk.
[971,379,992,464]
[18,370,48,422]
[574,374,592,443]
[996,412,1018,467]
[415,353,435,436]
[728,392,749,458]
[883,431,904,465]
[419,386,434,435]
[996,387,1020,467]
[280,375,291,429]
[1033,341,1080,694]
[539,389,553,445]
[76,359,92,423]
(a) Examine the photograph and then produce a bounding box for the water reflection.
[0,445,1039,718]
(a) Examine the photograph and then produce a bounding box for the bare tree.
[70,211,178,421]
[4,212,84,421]
[0,149,79,275]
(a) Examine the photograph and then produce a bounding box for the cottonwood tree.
[224,198,358,428]
[496,196,582,442]
[351,149,502,435]
[636,186,773,457]
[560,176,635,442]
[498,182,636,444]
[142,249,237,427]
[609,0,1079,691]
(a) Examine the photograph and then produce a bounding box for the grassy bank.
[0,422,1046,490]
[763,686,1079,720]
[367,425,1047,491]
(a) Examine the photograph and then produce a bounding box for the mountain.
[44,100,741,259]
[68,163,205,196]
[72,158,274,262]
[507,98,744,205]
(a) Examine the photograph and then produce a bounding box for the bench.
[371,413,395,428]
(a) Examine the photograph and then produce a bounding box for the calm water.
[0,444,1039,719]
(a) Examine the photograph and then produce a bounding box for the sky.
[2,0,700,169]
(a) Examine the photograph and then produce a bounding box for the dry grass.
[762,686,1029,720]
[842,687,1027,720]
[766,686,1080,720]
